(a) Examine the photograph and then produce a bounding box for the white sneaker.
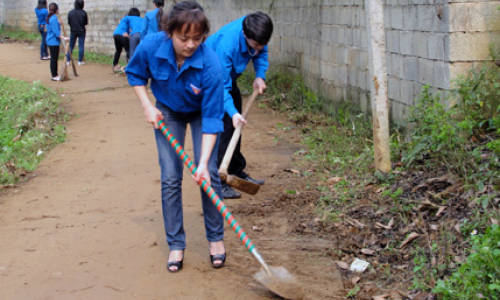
[78,61,85,66]
[66,61,70,66]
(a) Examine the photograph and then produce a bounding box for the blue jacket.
[126,32,225,134]
[140,8,160,40]
[34,8,48,25]
[205,16,269,117]
[113,16,130,36]
[46,15,61,46]
[129,16,144,35]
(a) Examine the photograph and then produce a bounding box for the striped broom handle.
[157,119,272,275]
[157,119,263,253]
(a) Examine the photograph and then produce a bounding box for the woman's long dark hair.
[154,0,164,25]
[37,0,47,10]
[162,1,209,37]
[46,3,58,23]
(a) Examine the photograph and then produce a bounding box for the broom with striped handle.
[156,117,303,299]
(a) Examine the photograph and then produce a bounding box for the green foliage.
[0,76,68,185]
[238,67,373,175]
[433,225,500,300]
[395,49,500,193]
[0,24,39,41]
[78,51,117,66]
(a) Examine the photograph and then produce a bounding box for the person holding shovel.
[205,11,273,199]
[46,2,68,81]
[126,0,226,272]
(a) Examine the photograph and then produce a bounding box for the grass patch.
[0,24,39,42]
[0,75,69,186]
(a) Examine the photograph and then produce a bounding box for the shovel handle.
[218,89,259,175]
[157,119,259,254]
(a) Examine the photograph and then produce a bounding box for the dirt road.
[0,43,343,300]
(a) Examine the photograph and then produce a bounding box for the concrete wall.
[2,0,500,120]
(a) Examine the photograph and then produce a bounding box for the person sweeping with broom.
[205,11,273,199]
[46,2,68,81]
[125,0,226,273]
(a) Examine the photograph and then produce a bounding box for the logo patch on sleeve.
[190,83,202,95]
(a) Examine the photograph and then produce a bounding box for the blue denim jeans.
[129,32,140,61]
[38,25,48,58]
[154,102,224,251]
[66,32,86,62]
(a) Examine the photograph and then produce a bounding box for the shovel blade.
[226,174,260,195]
[254,266,304,300]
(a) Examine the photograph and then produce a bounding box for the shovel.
[157,118,304,300]
[218,89,260,195]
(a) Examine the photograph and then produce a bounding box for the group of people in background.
[112,0,164,72]
[34,0,87,81]
[38,0,273,275]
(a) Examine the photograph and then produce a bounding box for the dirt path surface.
[0,43,343,300]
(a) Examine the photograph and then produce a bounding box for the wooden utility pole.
[365,0,391,172]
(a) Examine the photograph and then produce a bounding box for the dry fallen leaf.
[351,276,360,284]
[336,261,349,270]
[436,206,446,217]
[399,232,420,248]
[372,294,389,300]
[361,248,375,255]
[390,290,402,300]
[328,176,343,185]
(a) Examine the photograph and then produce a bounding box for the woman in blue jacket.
[112,8,141,72]
[126,1,226,273]
[46,3,68,81]
[34,0,49,60]
[140,0,164,40]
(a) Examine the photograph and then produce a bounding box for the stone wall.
[2,0,500,120]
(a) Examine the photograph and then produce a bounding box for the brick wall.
[2,0,500,120]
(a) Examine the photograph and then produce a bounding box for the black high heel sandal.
[210,253,226,268]
[167,251,184,273]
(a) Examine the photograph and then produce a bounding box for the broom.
[157,118,304,300]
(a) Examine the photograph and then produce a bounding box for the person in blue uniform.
[205,11,273,199]
[127,8,143,59]
[46,3,68,81]
[140,0,164,40]
[34,0,49,60]
[112,8,141,72]
[126,1,226,273]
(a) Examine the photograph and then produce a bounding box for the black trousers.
[48,45,60,77]
[217,83,248,178]
[113,34,129,66]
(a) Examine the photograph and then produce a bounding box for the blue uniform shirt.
[34,8,48,25]
[205,16,269,117]
[140,8,160,40]
[126,32,225,134]
[46,15,61,46]
[113,16,130,36]
[128,16,144,35]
